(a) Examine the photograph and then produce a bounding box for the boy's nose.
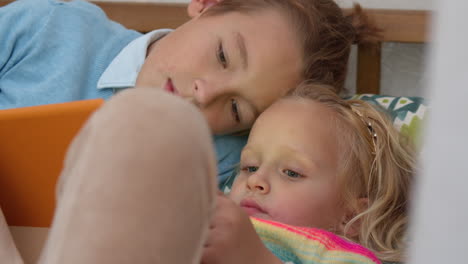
[192,79,225,107]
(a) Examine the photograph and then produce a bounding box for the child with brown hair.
[0,0,379,183]
[24,82,415,264]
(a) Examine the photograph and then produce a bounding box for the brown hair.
[204,1,380,94]
[289,83,416,262]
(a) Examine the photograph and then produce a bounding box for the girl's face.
[136,8,302,135]
[229,99,347,229]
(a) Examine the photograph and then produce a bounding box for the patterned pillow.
[351,94,427,149]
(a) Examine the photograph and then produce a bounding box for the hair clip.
[366,121,378,140]
[351,107,377,155]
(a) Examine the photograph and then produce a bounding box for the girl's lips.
[240,199,268,216]
[164,78,178,95]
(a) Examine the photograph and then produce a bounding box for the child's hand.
[201,192,281,264]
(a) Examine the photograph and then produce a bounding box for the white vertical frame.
[408,1,468,263]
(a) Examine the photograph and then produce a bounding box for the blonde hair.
[289,84,416,262]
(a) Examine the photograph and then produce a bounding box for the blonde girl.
[298,84,414,262]
[226,84,415,263]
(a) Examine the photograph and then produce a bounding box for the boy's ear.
[337,198,368,238]
[187,0,222,18]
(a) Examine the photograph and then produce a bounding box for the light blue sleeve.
[213,134,248,188]
[0,0,52,74]
[0,0,54,105]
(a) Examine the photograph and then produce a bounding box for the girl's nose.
[246,172,270,194]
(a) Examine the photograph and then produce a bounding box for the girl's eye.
[231,99,241,123]
[283,169,302,178]
[217,42,228,69]
[244,166,258,173]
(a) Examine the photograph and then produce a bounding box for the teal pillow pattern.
[351,94,427,148]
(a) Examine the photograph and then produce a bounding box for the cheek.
[167,40,212,71]
[200,105,238,135]
[141,51,172,83]
[271,200,327,227]
[228,178,245,203]
[150,39,201,75]
[267,195,308,224]
[153,50,188,77]
[201,109,226,134]
[268,189,343,228]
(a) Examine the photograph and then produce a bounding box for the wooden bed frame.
[0,1,430,95]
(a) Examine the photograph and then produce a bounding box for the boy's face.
[229,99,346,229]
[136,8,302,135]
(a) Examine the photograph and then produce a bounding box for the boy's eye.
[283,169,302,178]
[231,99,241,123]
[217,42,228,69]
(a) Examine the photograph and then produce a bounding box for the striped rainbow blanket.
[251,217,381,264]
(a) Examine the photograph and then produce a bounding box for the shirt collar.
[97,29,172,90]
